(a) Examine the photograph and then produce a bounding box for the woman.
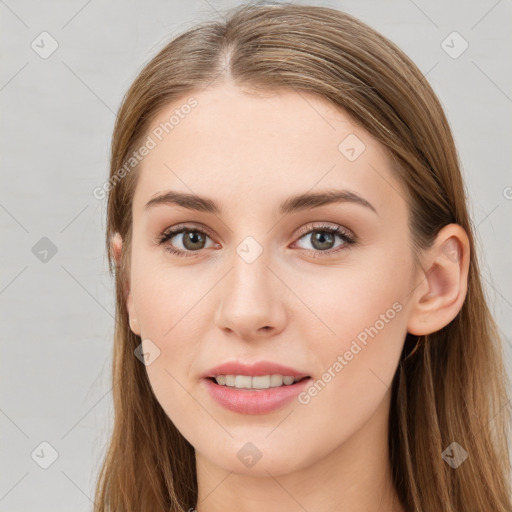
[95,2,512,511]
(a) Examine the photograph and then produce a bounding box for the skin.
[111,82,470,512]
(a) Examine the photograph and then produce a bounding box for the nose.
[214,249,287,341]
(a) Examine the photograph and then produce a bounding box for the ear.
[110,232,141,336]
[407,223,470,336]
[126,292,141,337]
[110,232,123,266]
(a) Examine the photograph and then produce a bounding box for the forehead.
[132,83,406,221]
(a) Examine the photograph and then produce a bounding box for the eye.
[157,225,217,257]
[292,223,356,257]
[157,222,356,258]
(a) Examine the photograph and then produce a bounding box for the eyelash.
[157,223,356,259]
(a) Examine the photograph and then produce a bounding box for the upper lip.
[203,361,311,379]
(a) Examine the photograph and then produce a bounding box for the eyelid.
[159,221,353,241]
[158,221,356,257]
[158,222,216,242]
[294,221,354,239]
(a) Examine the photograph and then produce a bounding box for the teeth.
[213,374,302,389]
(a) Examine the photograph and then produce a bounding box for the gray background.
[1,0,511,510]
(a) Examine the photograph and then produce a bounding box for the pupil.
[312,231,334,250]
[184,231,205,250]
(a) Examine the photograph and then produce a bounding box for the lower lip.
[202,377,312,415]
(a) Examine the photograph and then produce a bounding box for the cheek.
[132,270,208,378]
[293,248,411,396]
[129,248,217,416]
[130,241,211,338]
[295,259,408,347]
[288,270,407,453]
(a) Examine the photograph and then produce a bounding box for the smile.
[203,375,312,415]
[212,374,308,389]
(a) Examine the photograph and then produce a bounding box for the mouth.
[202,375,313,414]
[201,361,312,413]
[206,374,311,390]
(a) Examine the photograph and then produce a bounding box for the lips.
[202,360,311,380]
[202,376,311,414]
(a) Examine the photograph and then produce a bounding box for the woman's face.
[124,82,419,475]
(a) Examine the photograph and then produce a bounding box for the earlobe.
[407,224,470,336]
[111,232,141,336]
[111,232,123,266]
[126,291,141,336]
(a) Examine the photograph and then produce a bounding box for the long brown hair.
[96,2,512,510]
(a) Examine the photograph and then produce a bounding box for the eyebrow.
[144,189,378,216]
